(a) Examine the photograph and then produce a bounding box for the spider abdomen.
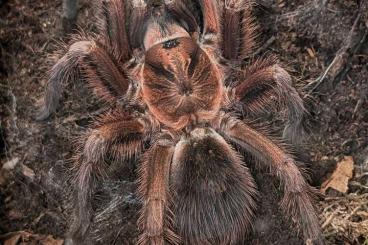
[171,128,257,244]
[142,37,222,130]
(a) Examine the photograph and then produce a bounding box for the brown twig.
[253,36,276,56]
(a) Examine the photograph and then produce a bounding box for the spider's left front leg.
[218,115,323,244]
[196,0,220,47]
[230,56,305,143]
[137,136,179,245]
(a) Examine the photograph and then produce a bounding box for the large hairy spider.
[38,0,323,244]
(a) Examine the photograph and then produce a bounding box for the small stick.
[253,36,276,56]
[321,211,337,229]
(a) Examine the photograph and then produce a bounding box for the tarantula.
[38,0,323,244]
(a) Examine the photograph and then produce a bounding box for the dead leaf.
[3,233,22,245]
[21,164,35,181]
[306,47,315,58]
[0,157,20,186]
[2,157,20,170]
[41,235,64,245]
[0,231,63,245]
[321,156,354,194]
[2,231,31,245]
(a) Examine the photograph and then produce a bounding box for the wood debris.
[0,231,64,245]
[321,156,354,194]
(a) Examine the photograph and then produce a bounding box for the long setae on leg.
[98,0,132,62]
[220,0,257,61]
[70,111,149,243]
[37,40,130,120]
[137,137,180,245]
[231,56,305,143]
[219,115,323,244]
[165,0,199,35]
[196,0,220,47]
[129,0,147,50]
[172,127,257,245]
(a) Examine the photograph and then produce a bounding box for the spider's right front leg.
[220,0,257,61]
[37,40,130,121]
[70,111,151,244]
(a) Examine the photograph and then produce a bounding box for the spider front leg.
[99,0,150,61]
[220,0,258,61]
[137,136,179,245]
[128,0,148,50]
[219,115,323,244]
[37,40,130,120]
[231,56,305,143]
[164,0,199,35]
[196,0,220,46]
[70,111,150,244]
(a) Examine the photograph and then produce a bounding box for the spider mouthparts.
[185,127,214,140]
[179,85,193,96]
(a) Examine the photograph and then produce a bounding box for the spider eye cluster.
[162,39,180,49]
[143,20,190,50]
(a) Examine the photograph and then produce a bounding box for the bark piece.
[321,156,354,194]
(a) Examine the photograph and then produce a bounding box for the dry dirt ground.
[0,0,367,244]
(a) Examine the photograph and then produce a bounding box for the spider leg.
[196,0,220,46]
[220,0,258,61]
[172,128,257,245]
[137,136,180,245]
[230,56,305,143]
[128,0,148,50]
[98,0,132,63]
[164,0,199,35]
[37,40,130,121]
[70,111,151,243]
[219,115,323,244]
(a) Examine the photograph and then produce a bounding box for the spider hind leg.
[69,111,149,244]
[137,137,180,245]
[221,117,324,244]
[172,128,257,245]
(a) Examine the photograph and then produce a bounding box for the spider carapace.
[38,0,324,244]
[143,32,223,130]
